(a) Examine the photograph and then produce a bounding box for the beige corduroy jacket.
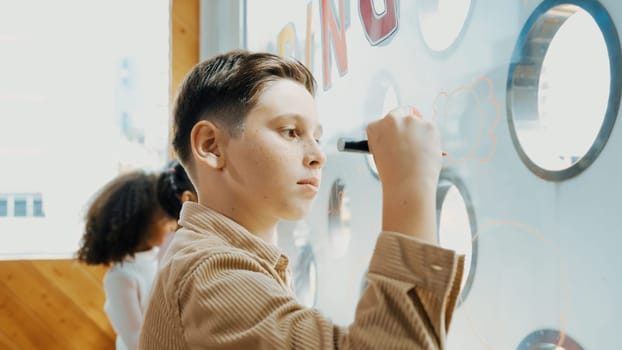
[139,202,464,350]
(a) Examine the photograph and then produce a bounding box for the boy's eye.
[283,128,298,138]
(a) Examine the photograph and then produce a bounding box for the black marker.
[337,137,447,156]
[337,138,370,153]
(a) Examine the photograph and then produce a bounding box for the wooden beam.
[169,0,200,158]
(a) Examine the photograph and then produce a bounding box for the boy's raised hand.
[366,106,442,243]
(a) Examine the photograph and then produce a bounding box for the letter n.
[320,0,348,90]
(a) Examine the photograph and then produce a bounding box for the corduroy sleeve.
[353,231,464,349]
[177,232,463,349]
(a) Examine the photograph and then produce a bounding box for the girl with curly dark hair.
[76,164,195,350]
[156,159,198,260]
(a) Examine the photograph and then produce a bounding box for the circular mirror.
[417,0,473,52]
[507,1,621,180]
[436,172,477,305]
[293,243,318,307]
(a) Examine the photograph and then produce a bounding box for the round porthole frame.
[516,328,584,350]
[327,178,351,258]
[360,270,368,297]
[416,0,476,55]
[293,243,318,308]
[436,170,478,306]
[506,0,621,181]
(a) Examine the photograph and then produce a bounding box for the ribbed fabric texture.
[139,202,464,349]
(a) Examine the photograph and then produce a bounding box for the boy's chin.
[282,206,311,221]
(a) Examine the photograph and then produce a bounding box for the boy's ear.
[180,190,197,203]
[190,120,226,169]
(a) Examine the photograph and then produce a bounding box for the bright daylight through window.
[0,0,170,259]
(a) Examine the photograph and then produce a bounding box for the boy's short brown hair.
[172,50,316,166]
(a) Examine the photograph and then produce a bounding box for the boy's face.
[222,78,325,222]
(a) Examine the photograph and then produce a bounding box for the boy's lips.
[297,177,320,189]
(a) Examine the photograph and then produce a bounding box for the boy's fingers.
[386,105,422,120]
[367,104,424,137]
[388,105,415,119]
[410,106,422,118]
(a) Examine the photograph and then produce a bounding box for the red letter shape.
[359,0,398,45]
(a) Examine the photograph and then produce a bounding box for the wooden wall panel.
[0,261,114,350]
[0,328,21,350]
[31,260,114,336]
[171,0,200,98]
[170,0,200,158]
[0,285,55,349]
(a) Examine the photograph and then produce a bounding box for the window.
[0,198,7,217]
[0,193,44,218]
[33,197,44,217]
[0,0,169,257]
[14,198,27,217]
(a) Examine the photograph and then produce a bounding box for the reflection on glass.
[328,179,351,258]
[293,244,317,308]
[438,185,473,295]
[417,0,472,52]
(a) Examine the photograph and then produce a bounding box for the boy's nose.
[304,139,326,169]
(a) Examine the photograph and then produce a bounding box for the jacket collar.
[178,201,285,269]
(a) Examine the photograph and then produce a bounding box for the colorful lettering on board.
[359,0,398,45]
[305,1,314,69]
[277,2,315,71]
[320,0,349,90]
[276,0,400,91]
[278,23,297,58]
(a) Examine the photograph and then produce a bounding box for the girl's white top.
[103,247,159,350]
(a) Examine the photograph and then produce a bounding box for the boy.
[139,50,464,349]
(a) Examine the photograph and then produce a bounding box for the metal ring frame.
[506,0,621,181]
